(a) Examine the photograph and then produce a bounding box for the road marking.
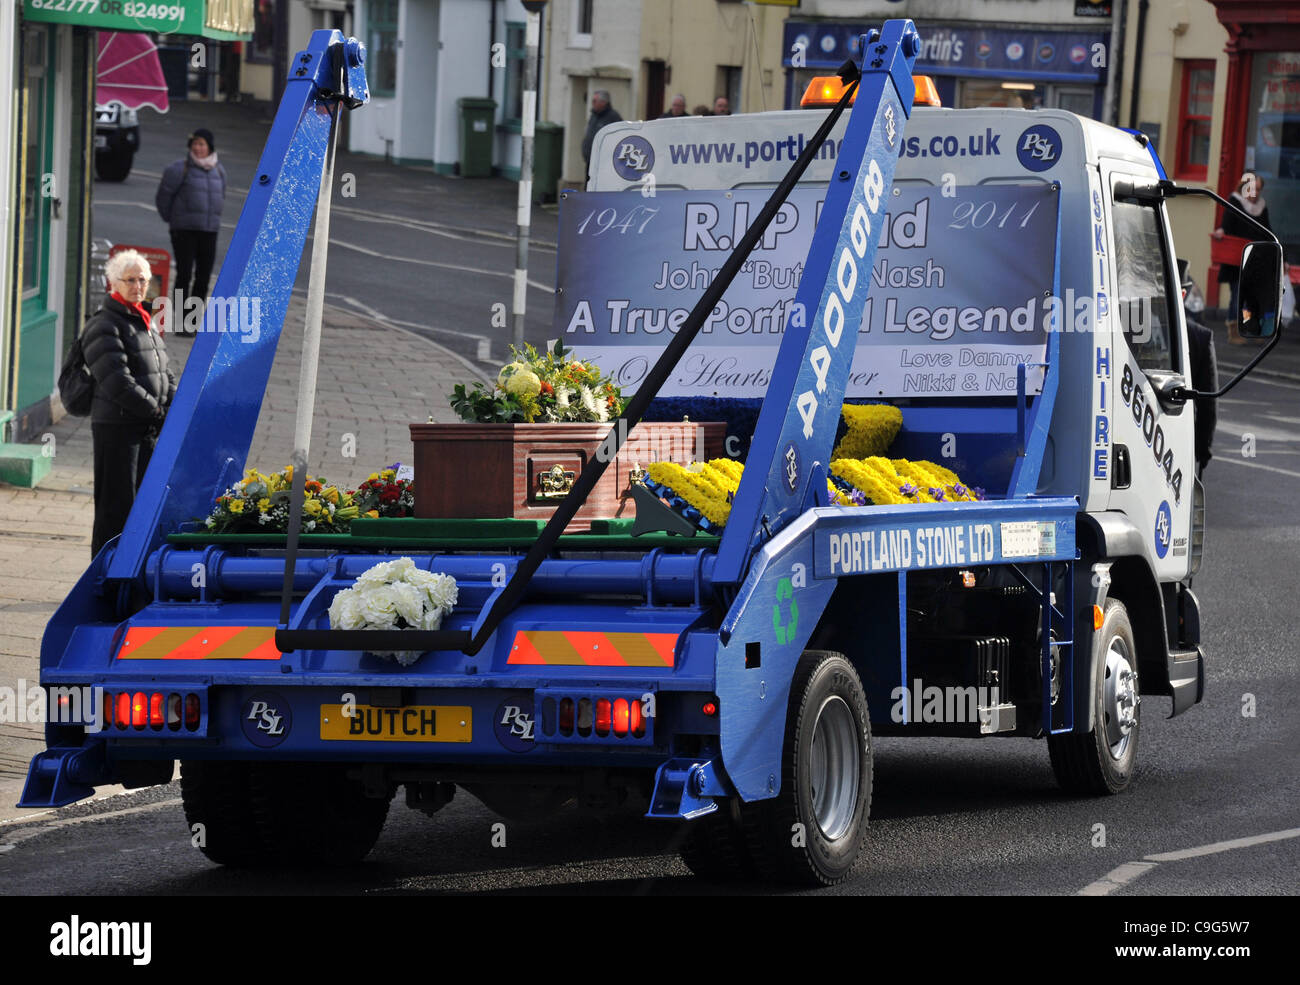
[1078,826,1300,895]
[330,239,555,294]
[109,174,559,250]
[1144,826,1300,862]
[1216,369,1300,390]
[0,798,182,853]
[1213,455,1300,479]
[1078,861,1157,896]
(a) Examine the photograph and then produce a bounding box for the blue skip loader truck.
[20,22,1285,885]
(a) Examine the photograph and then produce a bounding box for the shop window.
[1175,60,1214,181]
[1245,52,1300,266]
[366,0,399,98]
[503,22,527,125]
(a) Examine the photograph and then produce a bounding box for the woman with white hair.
[82,249,176,555]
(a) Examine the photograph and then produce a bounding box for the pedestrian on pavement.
[713,96,731,116]
[659,94,688,119]
[155,128,227,318]
[1180,260,1218,477]
[581,90,623,170]
[693,105,713,117]
[84,249,176,556]
[1213,171,1271,345]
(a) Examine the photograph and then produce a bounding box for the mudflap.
[714,512,836,802]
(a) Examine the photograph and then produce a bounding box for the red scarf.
[111,291,156,333]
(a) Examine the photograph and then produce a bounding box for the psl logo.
[1154,501,1172,559]
[612,135,654,181]
[783,442,800,494]
[495,699,537,752]
[240,692,291,747]
[500,704,534,740]
[1017,125,1061,172]
[247,701,284,736]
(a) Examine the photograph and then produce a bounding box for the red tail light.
[116,692,131,729]
[629,698,645,738]
[612,698,630,737]
[702,700,718,717]
[595,699,612,737]
[167,693,182,730]
[559,698,574,736]
[149,692,165,729]
[184,693,201,730]
[131,692,148,729]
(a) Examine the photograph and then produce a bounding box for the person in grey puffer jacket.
[155,127,227,313]
[83,249,177,555]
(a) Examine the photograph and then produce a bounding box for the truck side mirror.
[1238,241,1283,339]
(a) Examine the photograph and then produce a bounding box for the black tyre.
[95,148,133,182]
[678,799,755,881]
[739,650,872,886]
[1048,599,1141,794]
[181,760,392,866]
[249,762,392,864]
[180,760,267,866]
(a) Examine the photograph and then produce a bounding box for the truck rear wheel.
[739,650,872,886]
[1048,599,1141,794]
[180,760,266,866]
[181,760,392,866]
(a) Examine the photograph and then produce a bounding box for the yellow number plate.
[319,704,472,742]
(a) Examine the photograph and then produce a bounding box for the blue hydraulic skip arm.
[103,32,368,587]
[714,22,921,587]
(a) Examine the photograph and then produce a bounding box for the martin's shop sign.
[22,0,253,40]
[784,21,1109,85]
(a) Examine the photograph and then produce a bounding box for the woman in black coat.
[1213,172,1271,344]
[83,249,176,555]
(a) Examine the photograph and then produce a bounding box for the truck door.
[1100,167,1195,580]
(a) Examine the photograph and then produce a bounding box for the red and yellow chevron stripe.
[116,626,280,661]
[507,630,677,667]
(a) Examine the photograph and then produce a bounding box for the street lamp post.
[513,0,547,348]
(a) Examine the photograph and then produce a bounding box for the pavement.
[0,295,485,820]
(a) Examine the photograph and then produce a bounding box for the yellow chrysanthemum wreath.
[831,404,904,461]
[642,454,982,531]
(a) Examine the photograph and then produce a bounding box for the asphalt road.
[92,100,560,373]
[3,373,1297,896]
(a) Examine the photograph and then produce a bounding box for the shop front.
[1210,1,1300,273]
[2,1,251,463]
[782,20,1110,118]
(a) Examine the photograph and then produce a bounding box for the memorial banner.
[555,183,1059,399]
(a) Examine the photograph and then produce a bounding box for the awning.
[96,33,170,114]
[22,0,254,41]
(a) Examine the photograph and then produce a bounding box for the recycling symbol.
[772,577,799,645]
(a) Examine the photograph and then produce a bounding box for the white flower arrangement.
[327,557,458,666]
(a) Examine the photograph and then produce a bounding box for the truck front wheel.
[739,650,872,886]
[1048,599,1141,794]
